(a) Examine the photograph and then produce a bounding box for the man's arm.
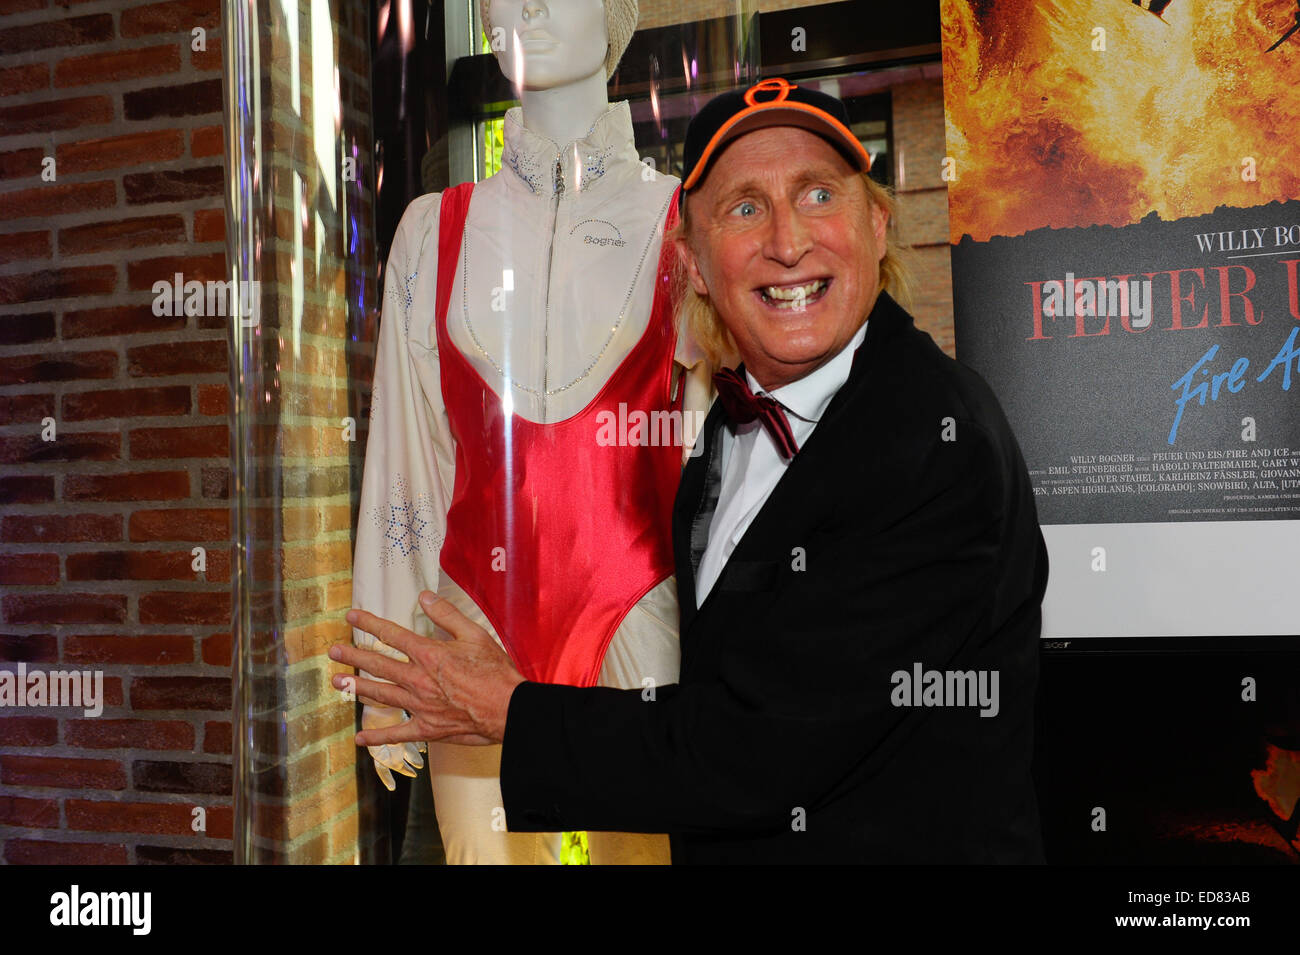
[501,421,1019,835]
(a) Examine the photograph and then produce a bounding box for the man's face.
[677,126,888,391]
[490,0,607,91]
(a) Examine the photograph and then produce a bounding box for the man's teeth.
[762,279,828,304]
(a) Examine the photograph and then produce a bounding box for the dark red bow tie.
[712,367,799,459]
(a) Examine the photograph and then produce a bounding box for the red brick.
[193,207,224,243]
[0,716,58,746]
[120,0,221,39]
[197,383,228,416]
[125,253,225,291]
[57,129,184,174]
[0,15,113,56]
[0,62,48,97]
[126,339,226,376]
[202,546,230,581]
[2,592,126,624]
[4,840,129,865]
[0,94,113,135]
[0,513,121,543]
[130,676,229,710]
[124,166,223,204]
[64,634,193,664]
[0,475,54,503]
[0,795,59,827]
[129,425,228,459]
[63,385,190,421]
[64,471,189,502]
[132,759,230,794]
[0,311,56,345]
[1,755,126,789]
[0,348,115,385]
[64,799,196,834]
[0,0,45,15]
[55,43,181,88]
[0,145,45,181]
[0,633,58,663]
[66,719,195,750]
[0,552,59,585]
[137,591,227,626]
[201,631,230,665]
[67,548,193,580]
[0,264,116,305]
[60,215,187,256]
[0,432,121,464]
[0,393,56,425]
[129,508,227,541]
[0,230,50,263]
[191,125,222,158]
[0,180,115,221]
[191,32,221,72]
[207,804,232,839]
[203,720,230,754]
[135,844,231,864]
[63,303,184,339]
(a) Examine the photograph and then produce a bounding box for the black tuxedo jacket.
[500,292,1048,863]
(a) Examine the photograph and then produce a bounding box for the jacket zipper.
[540,155,563,419]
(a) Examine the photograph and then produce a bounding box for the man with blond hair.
[337,78,1049,863]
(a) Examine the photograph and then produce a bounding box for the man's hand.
[332,591,526,747]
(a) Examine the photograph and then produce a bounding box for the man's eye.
[808,187,832,204]
[732,201,757,217]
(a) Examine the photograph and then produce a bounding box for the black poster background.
[952,200,1300,525]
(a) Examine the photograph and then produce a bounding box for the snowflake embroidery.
[368,383,380,421]
[386,269,419,337]
[368,474,442,570]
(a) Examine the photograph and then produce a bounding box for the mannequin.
[351,0,712,864]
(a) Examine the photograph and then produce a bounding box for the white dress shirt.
[696,321,868,607]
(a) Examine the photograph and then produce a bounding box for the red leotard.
[433,181,682,687]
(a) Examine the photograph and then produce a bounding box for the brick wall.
[0,0,235,864]
[0,0,377,865]
[890,71,954,355]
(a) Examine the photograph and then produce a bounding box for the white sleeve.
[352,192,453,649]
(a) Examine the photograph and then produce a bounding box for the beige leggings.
[427,577,681,865]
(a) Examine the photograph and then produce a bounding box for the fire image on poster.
[943,0,1300,524]
[941,0,1300,637]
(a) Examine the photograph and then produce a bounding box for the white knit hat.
[480,0,638,80]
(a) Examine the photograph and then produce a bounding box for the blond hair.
[669,171,914,367]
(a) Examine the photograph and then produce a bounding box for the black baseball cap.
[679,77,873,207]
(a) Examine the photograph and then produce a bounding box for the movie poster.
[941,0,1300,637]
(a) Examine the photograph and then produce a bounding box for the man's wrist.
[491,676,528,743]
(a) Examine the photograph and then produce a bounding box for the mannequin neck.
[518,69,610,145]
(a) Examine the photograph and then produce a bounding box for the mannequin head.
[483,0,638,88]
